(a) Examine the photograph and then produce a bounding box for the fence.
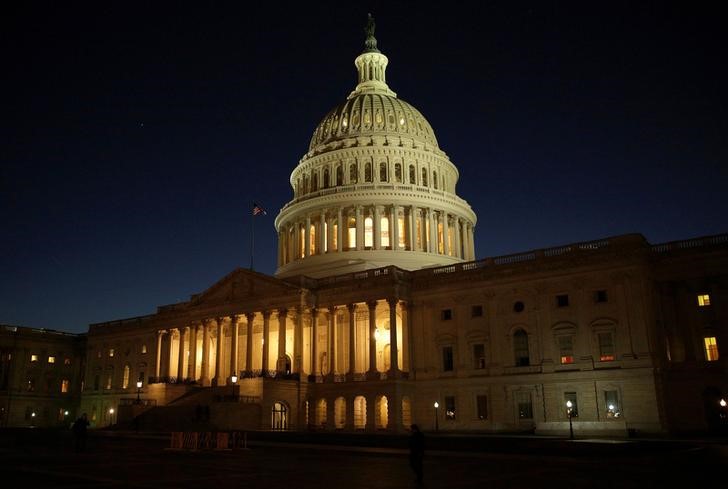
[169,431,249,450]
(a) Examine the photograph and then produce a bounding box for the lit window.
[704,337,719,361]
[26,378,35,391]
[64,357,71,365]
[122,365,130,389]
[48,356,55,364]
[30,354,38,362]
[697,294,711,307]
[106,374,113,390]
[108,349,114,357]
[473,344,486,369]
[558,335,575,364]
[605,391,621,418]
[380,216,390,248]
[141,344,147,354]
[598,332,615,362]
[61,379,70,393]
[364,217,373,247]
[445,396,456,420]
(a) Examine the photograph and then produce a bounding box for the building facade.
[3,20,726,435]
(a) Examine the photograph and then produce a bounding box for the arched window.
[401,397,412,428]
[394,163,402,183]
[272,401,287,430]
[316,399,327,428]
[336,165,343,186]
[312,173,319,192]
[334,397,346,429]
[349,164,358,183]
[303,174,309,194]
[347,216,357,249]
[421,168,428,187]
[379,162,387,182]
[513,329,530,366]
[323,168,330,188]
[122,364,130,389]
[409,164,416,184]
[354,396,367,430]
[433,171,438,189]
[375,395,388,429]
[380,216,390,248]
[309,224,316,255]
[365,162,372,182]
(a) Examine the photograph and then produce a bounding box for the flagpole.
[250,202,255,271]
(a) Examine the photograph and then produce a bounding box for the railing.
[118,398,157,407]
[148,376,199,385]
[239,370,300,380]
[651,233,728,253]
[214,394,261,403]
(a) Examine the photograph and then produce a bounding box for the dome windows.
[342,117,348,128]
[349,164,358,183]
[379,162,387,182]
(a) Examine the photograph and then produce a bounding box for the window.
[513,301,525,313]
[349,164,358,183]
[108,349,114,358]
[445,396,456,420]
[605,390,621,418]
[704,337,719,361]
[598,332,615,362]
[365,162,372,182]
[64,357,71,365]
[93,375,100,391]
[394,163,402,182]
[513,329,530,366]
[564,392,579,417]
[141,344,147,354]
[323,168,330,188]
[47,356,55,364]
[558,335,575,364]
[442,346,454,372]
[473,344,486,369]
[421,168,428,186]
[380,216,390,248]
[433,171,438,189]
[471,305,483,317]
[26,378,35,391]
[30,354,38,363]
[364,217,373,248]
[105,373,113,390]
[61,379,70,393]
[409,164,416,184]
[441,309,452,321]
[379,162,387,182]
[556,294,569,307]
[122,365,130,389]
[697,294,711,307]
[595,290,608,303]
[336,165,343,185]
[476,395,488,420]
[97,351,102,359]
[516,392,533,419]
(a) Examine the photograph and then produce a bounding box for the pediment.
[190,268,301,307]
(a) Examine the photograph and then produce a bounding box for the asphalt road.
[0,430,725,488]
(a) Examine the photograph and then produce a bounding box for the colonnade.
[153,299,409,386]
[278,205,475,266]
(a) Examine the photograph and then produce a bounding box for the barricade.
[168,431,242,451]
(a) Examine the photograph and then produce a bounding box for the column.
[400,302,410,372]
[319,213,326,254]
[214,318,224,386]
[177,327,186,381]
[304,216,311,257]
[391,204,399,250]
[469,224,476,259]
[245,312,255,374]
[167,328,176,380]
[262,311,271,374]
[326,213,334,253]
[188,324,198,381]
[347,304,356,380]
[355,205,363,250]
[294,222,301,259]
[277,309,287,374]
[454,218,462,258]
[155,330,164,379]
[367,300,378,378]
[201,320,211,386]
[294,307,303,373]
[229,315,239,381]
[408,205,416,251]
[327,306,336,379]
[389,205,397,250]
[337,207,343,252]
[428,209,437,253]
[442,211,450,256]
[310,308,318,377]
[373,205,381,250]
[387,298,400,376]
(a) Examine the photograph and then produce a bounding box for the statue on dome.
[364,13,379,53]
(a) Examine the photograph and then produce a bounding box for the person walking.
[71,413,90,452]
[409,424,425,484]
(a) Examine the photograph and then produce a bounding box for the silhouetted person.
[71,413,90,452]
[409,424,425,484]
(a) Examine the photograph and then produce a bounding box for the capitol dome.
[275,16,477,278]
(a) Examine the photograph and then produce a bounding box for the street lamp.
[230,374,238,401]
[566,400,574,439]
[136,380,143,403]
[433,401,439,432]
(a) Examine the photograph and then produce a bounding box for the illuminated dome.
[275,15,477,279]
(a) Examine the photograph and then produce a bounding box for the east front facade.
[3,18,727,436]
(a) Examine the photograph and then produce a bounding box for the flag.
[252,202,267,216]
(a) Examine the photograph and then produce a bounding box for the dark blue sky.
[2,2,726,333]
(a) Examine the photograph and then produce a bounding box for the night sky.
[3,2,726,333]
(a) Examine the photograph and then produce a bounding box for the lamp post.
[434,401,439,432]
[566,400,574,439]
[136,380,143,404]
[230,374,238,401]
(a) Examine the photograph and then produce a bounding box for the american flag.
[252,203,267,216]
